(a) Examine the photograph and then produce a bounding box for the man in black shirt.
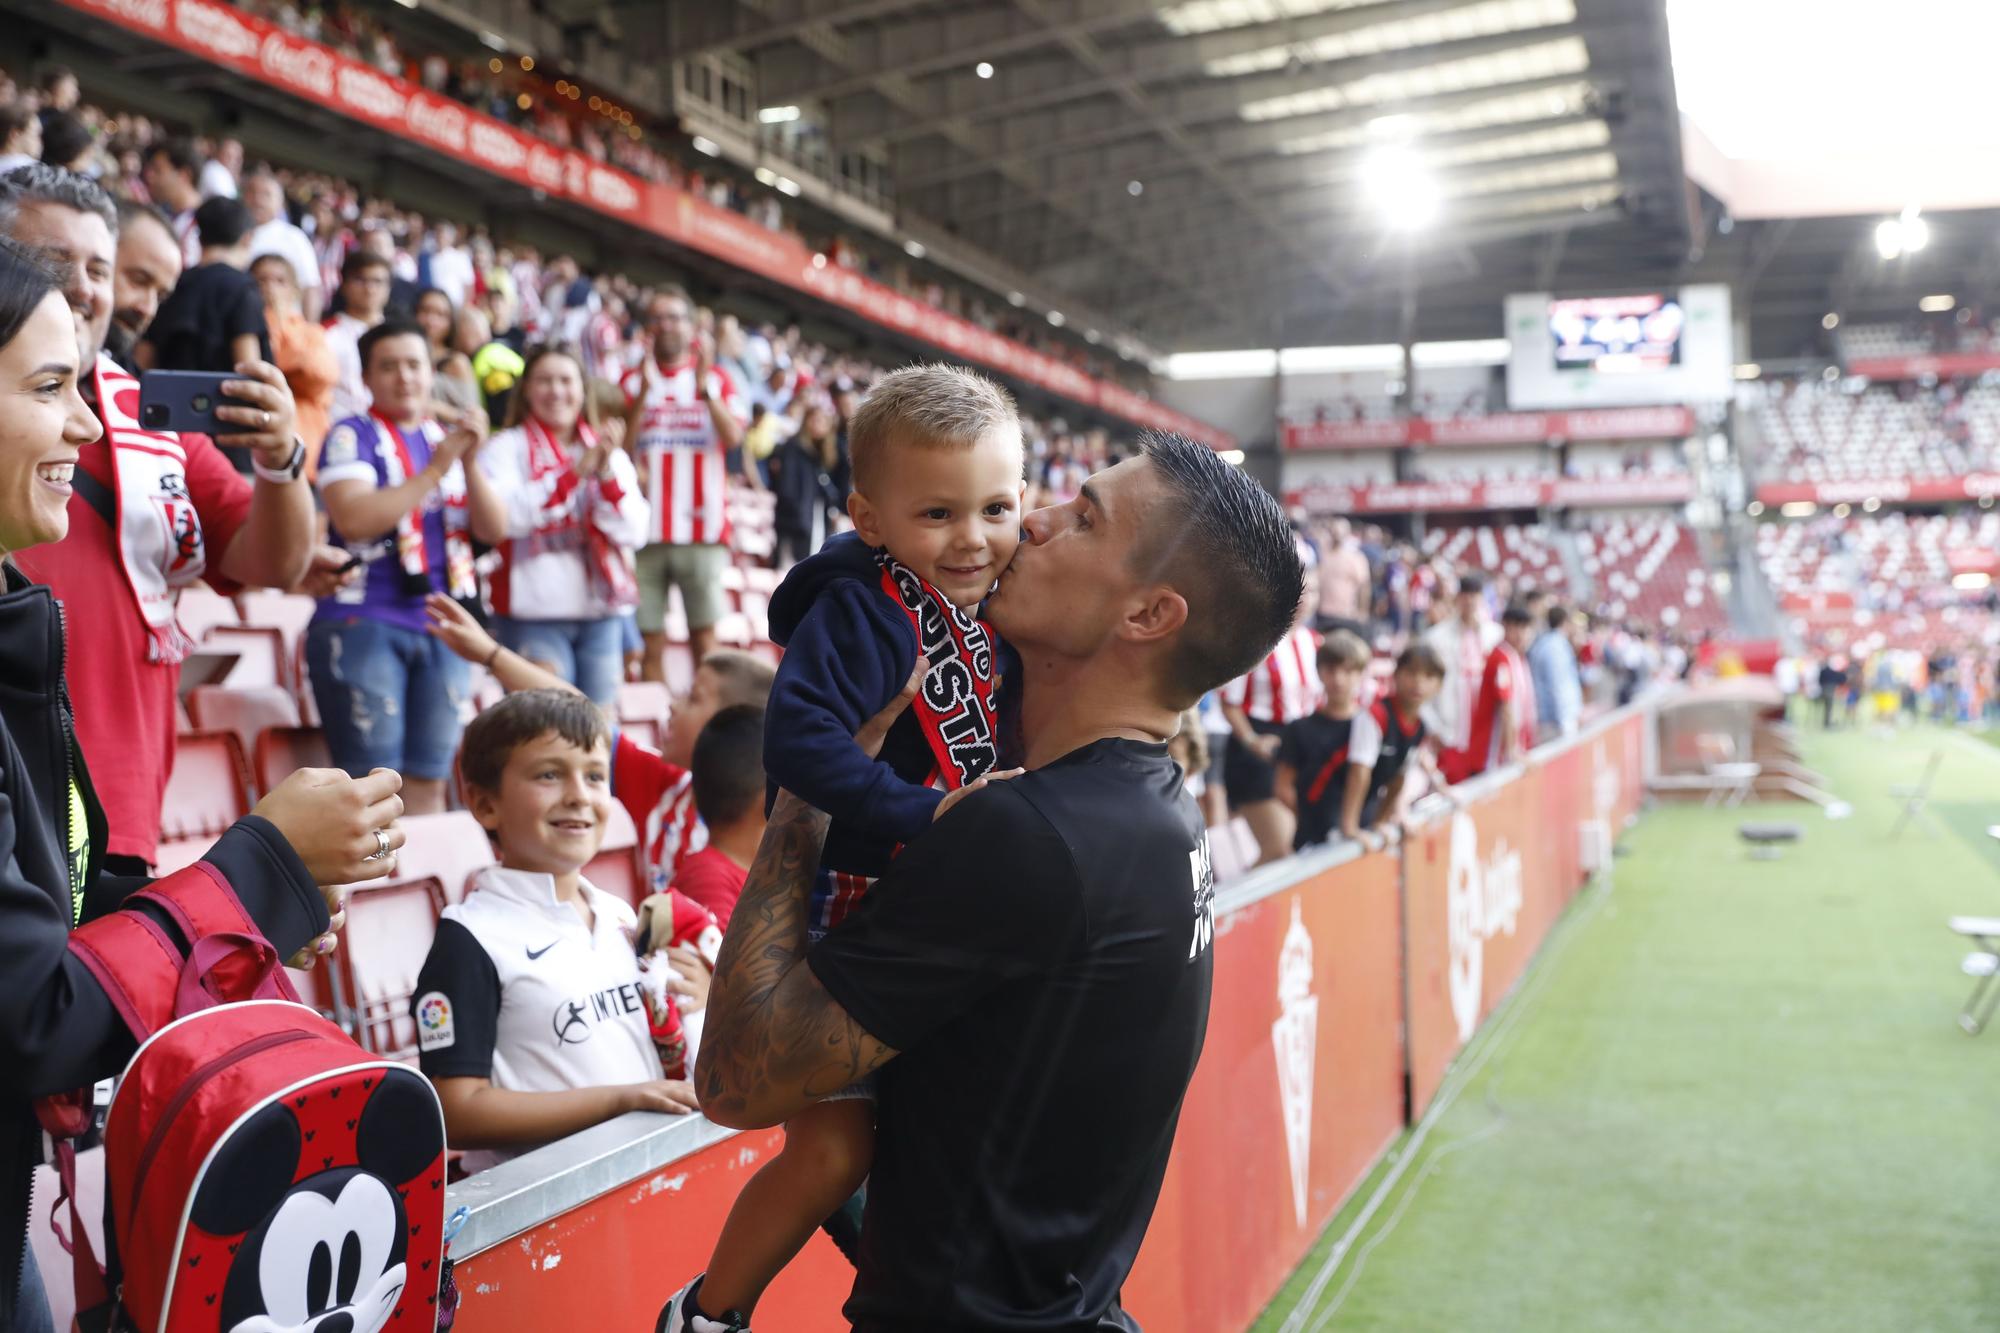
[694,433,1305,1333]
[136,194,269,375]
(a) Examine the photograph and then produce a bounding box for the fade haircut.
[1317,630,1370,673]
[699,648,777,710]
[1132,431,1305,705]
[691,704,765,827]
[357,317,427,374]
[847,362,1021,496]
[0,163,118,237]
[1396,642,1447,680]
[1501,602,1533,629]
[145,136,202,179]
[340,248,391,284]
[458,689,610,795]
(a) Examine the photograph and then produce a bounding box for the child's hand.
[934,769,1024,821]
[426,592,498,664]
[664,944,712,1013]
[624,1079,700,1115]
[855,656,929,758]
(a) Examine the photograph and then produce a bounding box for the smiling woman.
[0,240,98,558]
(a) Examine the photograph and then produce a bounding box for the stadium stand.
[1751,377,2000,483]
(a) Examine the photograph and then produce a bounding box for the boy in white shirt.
[410,689,708,1172]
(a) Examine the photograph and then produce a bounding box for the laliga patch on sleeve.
[416,991,455,1051]
[322,422,359,468]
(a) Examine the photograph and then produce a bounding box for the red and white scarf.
[521,415,638,611]
[364,410,476,600]
[93,355,204,664]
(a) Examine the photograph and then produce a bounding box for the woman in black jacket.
[0,239,412,1331]
[768,398,850,568]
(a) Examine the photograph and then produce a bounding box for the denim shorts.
[494,615,625,707]
[306,616,472,780]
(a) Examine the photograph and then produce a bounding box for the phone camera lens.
[192,394,211,412]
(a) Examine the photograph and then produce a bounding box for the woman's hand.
[216,361,301,468]
[252,766,406,889]
[425,591,499,665]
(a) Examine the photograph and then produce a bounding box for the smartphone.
[138,370,251,436]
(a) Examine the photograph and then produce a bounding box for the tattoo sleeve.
[694,790,898,1128]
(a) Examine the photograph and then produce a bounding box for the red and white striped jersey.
[1222,625,1325,724]
[612,734,709,892]
[620,357,744,547]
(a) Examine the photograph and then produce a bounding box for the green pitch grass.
[1256,725,2000,1333]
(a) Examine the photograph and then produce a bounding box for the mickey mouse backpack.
[36,869,449,1333]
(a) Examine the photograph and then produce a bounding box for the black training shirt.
[810,737,1215,1333]
[142,262,271,373]
[1278,712,1355,850]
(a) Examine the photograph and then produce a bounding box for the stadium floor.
[1256,724,2000,1333]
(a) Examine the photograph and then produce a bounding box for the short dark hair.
[1318,630,1370,672]
[193,195,252,249]
[145,137,201,179]
[0,236,61,355]
[39,112,91,169]
[0,104,33,145]
[116,197,175,247]
[1396,642,1447,680]
[699,649,777,710]
[39,66,75,94]
[340,249,392,284]
[1546,604,1571,631]
[357,317,427,374]
[0,162,117,237]
[691,704,765,827]
[1457,571,1487,596]
[1134,431,1305,705]
[1501,602,1533,628]
[458,688,610,795]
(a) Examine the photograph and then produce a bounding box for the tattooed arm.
[693,788,899,1129]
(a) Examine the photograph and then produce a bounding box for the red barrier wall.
[450,709,1649,1329]
[1123,850,1405,1333]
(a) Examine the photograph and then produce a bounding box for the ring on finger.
[260,410,272,428]
[367,827,391,860]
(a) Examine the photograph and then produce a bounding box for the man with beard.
[104,199,181,372]
[0,164,318,875]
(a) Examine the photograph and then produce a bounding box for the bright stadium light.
[1007,291,1026,306]
[758,105,801,124]
[774,176,802,197]
[975,61,995,79]
[1876,205,1929,259]
[1919,293,1955,312]
[1219,449,1246,465]
[1046,310,1066,327]
[1127,180,1144,196]
[1359,145,1439,229]
[904,240,926,258]
[1822,312,1840,330]
[754,167,777,186]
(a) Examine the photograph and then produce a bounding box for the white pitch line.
[1274,874,1613,1333]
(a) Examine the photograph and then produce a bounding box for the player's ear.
[1122,584,1188,647]
[848,490,881,547]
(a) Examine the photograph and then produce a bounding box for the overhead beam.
[669,0,922,61]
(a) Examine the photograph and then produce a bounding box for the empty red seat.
[159,731,252,843]
[387,811,495,905]
[253,725,333,797]
[618,681,672,733]
[188,684,302,762]
[200,624,288,690]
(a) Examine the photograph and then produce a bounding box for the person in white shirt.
[243,170,322,321]
[1422,569,1501,752]
[426,220,475,310]
[198,136,241,200]
[323,250,390,422]
[1220,611,1324,865]
[479,345,649,706]
[410,690,709,1175]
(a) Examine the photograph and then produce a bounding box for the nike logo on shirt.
[526,941,559,961]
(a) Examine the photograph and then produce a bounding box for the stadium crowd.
[0,47,1701,1333]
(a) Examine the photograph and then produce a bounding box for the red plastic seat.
[188,684,301,763]
[159,731,252,843]
[331,875,447,1060]
[582,800,644,910]
[618,681,672,734]
[388,811,496,905]
[253,725,333,797]
[201,624,288,690]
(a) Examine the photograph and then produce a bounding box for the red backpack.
[39,866,448,1333]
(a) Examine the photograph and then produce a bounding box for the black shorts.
[1224,719,1287,808]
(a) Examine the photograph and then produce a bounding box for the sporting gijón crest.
[874,550,999,791]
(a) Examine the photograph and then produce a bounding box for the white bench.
[1948,916,2000,1034]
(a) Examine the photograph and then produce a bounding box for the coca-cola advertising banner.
[1286,473,1695,515]
[1755,474,2000,507]
[1282,405,1696,451]
[57,0,1233,449]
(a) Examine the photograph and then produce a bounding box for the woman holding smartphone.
[0,239,410,1333]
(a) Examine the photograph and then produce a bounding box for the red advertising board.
[53,0,1232,448]
[1848,353,2000,380]
[1282,406,1695,451]
[1123,851,1406,1333]
[1285,473,1694,515]
[1755,474,2000,507]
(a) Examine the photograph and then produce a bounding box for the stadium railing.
[440,698,1661,1332]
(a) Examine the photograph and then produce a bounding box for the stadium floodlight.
[692,137,720,157]
[975,61,996,79]
[1359,145,1439,229]
[1822,312,1840,330]
[1046,311,1066,327]
[1219,449,1247,465]
[754,167,777,186]
[758,105,802,124]
[1127,180,1144,197]
[1746,501,1765,516]
[1007,291,1026,306]
[774,176,802,197]
[1919,294,1955,312]
[904,240,926,259]
[1734,363,1762,380]
[1875,205,1929,260]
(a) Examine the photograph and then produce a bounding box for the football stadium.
[0,0,1992,1329]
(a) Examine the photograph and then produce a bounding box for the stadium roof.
[668,0,1694,352]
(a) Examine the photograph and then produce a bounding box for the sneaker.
[658,1275,752,1333]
